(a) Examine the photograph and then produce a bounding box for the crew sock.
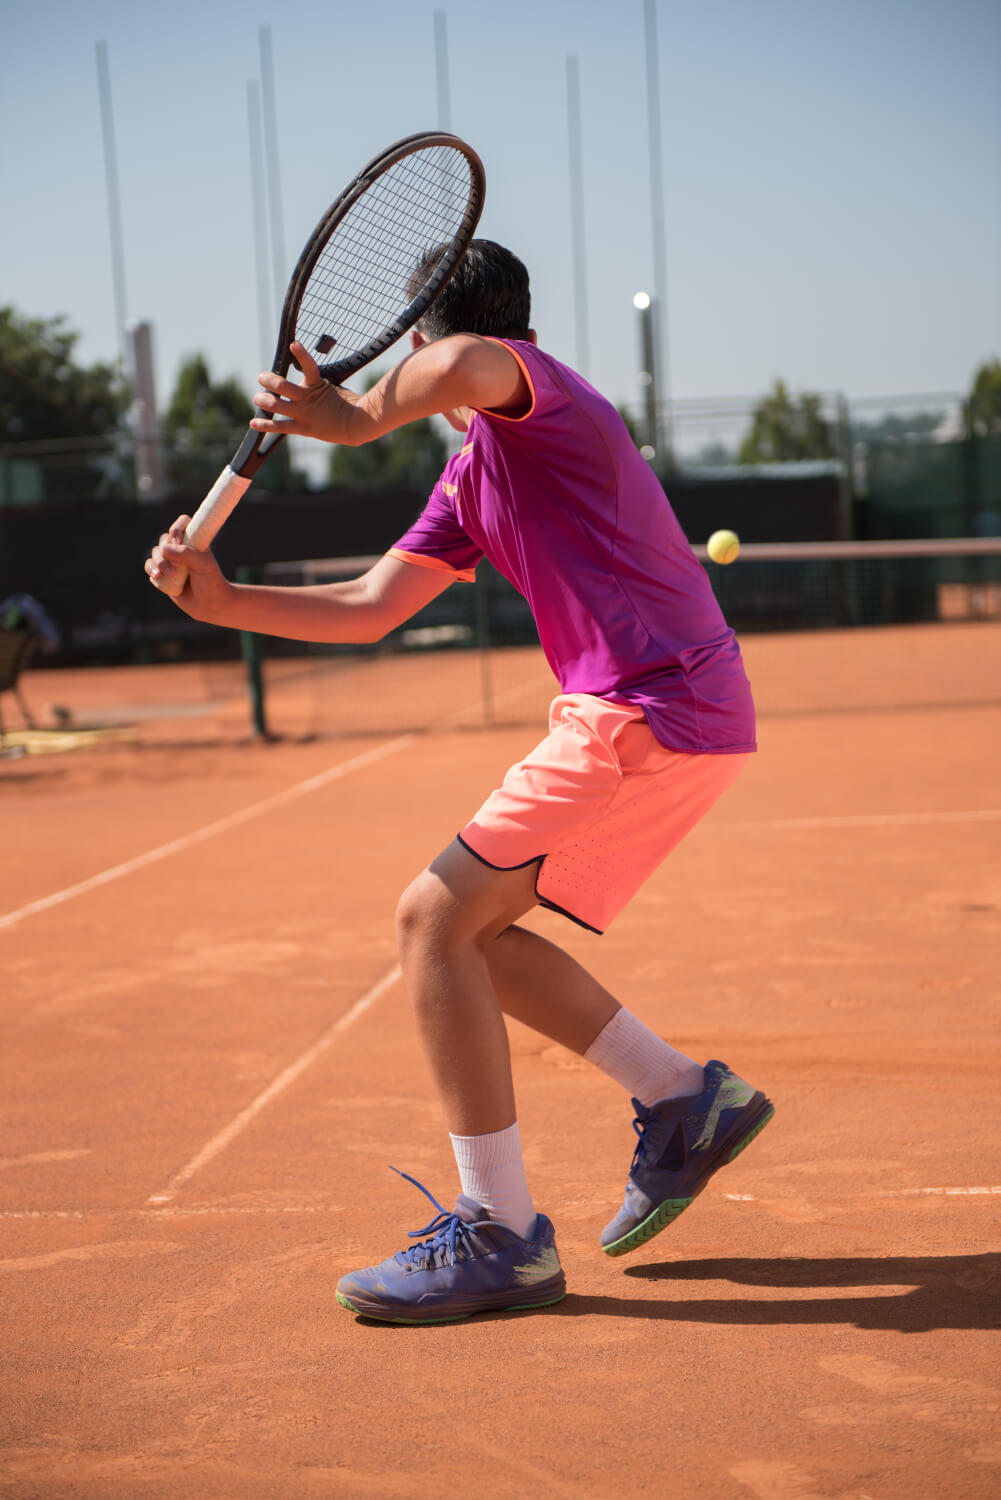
[449,1121,537,1240]
[584,1006,704,1106]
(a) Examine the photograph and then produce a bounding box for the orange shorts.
[458,694,750,933]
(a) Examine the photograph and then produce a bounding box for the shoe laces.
[389,1167,475,1272]
[629,1102,658,1172]
[629,1099,688,1175]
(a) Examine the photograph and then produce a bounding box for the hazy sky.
[3,0,999,452]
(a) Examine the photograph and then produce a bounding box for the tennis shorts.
[458,694,750,934]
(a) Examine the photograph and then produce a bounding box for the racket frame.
[154,130,485,593]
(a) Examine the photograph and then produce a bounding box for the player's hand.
[250,340,361,444]
[144,516,233,621]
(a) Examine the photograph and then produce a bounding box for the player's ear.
[410,329,428,351]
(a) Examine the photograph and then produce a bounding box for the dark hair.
[407,239,531,340]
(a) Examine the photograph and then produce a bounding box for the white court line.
[0,734,415,933]
[146,964,402,1205]
[0,1204,342,1220]
[5,1183,1000,1223]
[718,809,1001,833]
[723,1187,1001,1201]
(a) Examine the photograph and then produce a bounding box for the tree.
[852,410,945,444]
[327,375,447,491]
[163,354,249,444]
[0,306,126,442]
[162,355,312,493]
[737,380,835,464]
[964,358,1001,437]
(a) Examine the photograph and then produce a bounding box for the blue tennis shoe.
[337,1171,566,1324]
[601,1059,774,1256]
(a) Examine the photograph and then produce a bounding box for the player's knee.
[395,872,447,956]
[395,869,475,959]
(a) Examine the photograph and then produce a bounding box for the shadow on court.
[336,1255,1001,1334]
[570,1252,1001,1333]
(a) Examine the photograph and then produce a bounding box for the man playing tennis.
[147,241,773,1323]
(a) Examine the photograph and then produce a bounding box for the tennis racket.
[151,130,485,598]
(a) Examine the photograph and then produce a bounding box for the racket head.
[275,132,486,386]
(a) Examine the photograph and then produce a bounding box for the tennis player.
[147,241,773,1324]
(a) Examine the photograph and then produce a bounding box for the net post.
[475,562,495,726]
[237,565,269,739]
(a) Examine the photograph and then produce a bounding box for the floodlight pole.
[95,42,130,382]
[434,12,452,130]
[643,0,673,461]
[247,80,273,365]
[566,55,591,377]
[259,26,287,307]
[634,293,658,458]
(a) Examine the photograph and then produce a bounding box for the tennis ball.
[707,529,740,565]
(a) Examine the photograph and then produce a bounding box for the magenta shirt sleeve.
[389,475,482,582]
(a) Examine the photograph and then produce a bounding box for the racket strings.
[293,145,476,371]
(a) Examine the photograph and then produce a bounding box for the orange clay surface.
[2,628,1000,1500]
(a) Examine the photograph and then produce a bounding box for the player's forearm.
[210,581,391,644]
[251,335,523,446]
[345,340,475,443]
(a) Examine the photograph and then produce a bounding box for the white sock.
[449,1121,537,1240]
[584,1007,704,1106]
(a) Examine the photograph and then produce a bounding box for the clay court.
[2,624,1000,1499]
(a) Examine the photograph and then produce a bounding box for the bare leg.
[395,841,542,1136]
[486,923,620,1054]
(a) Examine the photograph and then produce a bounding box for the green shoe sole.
[336,1288,566,1324]
[602,1104,775,1258]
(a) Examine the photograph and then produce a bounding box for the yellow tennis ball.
[707,529,740,565]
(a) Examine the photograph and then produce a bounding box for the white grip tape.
[156,468,252,598]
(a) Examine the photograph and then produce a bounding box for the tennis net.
[240,539,1001,737]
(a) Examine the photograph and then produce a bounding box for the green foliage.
[163,354,261,493]
[737,380,835,464]
[852,410,945,443]
[0,306,127,442]
[616,404,640,444]
[964,358,1001,437]
[327,378,447,492]
[163,354,249,441]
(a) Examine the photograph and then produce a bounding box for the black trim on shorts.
[455,832,543,873]
[534,893,604,936]
[454,833,606,936]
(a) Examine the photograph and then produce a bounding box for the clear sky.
[2,0,999,452]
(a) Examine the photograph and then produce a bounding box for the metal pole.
[474,565,495,727]
[642,0,673,460]
[258,26,287,308]
[95,42,130,383]
[566,56,590,377]
[434,12,452,130]
[127,321,165,500]
[238,567,270,739]
[247,81,273,365]
[635,294,658,456]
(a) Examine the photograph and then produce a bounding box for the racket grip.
[154,466,252,599]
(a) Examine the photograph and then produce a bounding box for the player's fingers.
[257,371,304,399]
[162,538,213,572]
[146,551,178,585]
[249,414,296,434]
[252,389,287,411]
[289,340,323,385]
[168,515,192,542]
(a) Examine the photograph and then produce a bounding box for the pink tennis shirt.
[389,340,756,755]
